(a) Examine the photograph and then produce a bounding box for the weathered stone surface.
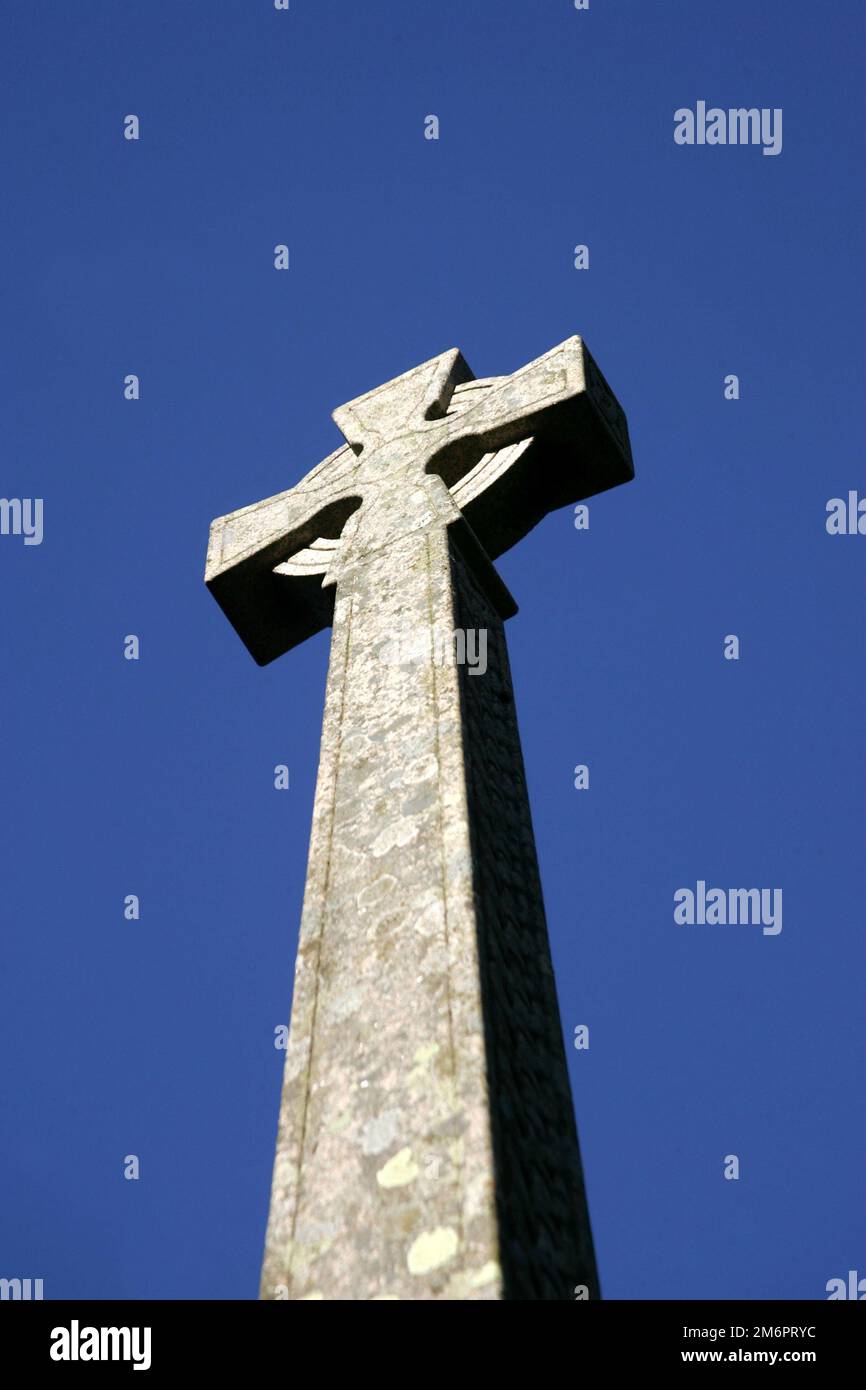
[205,337,633,1299]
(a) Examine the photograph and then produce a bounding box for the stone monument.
[205,335,633,1299]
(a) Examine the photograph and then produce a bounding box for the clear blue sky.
[1,0,863,1300]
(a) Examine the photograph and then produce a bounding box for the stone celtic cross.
[205,335,633,1300]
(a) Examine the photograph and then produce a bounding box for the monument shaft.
[260,523,598,1300]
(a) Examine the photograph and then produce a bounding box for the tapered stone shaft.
[259,524,598,1300]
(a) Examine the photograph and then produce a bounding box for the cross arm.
[205,444,361,665]
[427,336,633,560]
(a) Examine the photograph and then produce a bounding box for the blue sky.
[1,0,864,1299]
